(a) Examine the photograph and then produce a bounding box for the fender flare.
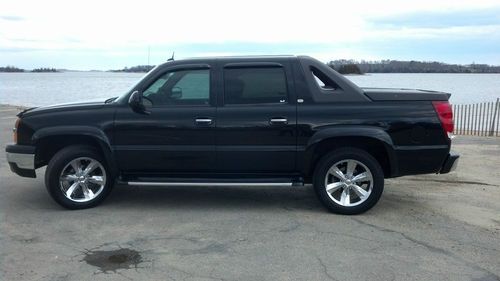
[32,126,117,175]
[303,126,398,177]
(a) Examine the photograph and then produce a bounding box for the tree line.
[3,60,500,74]
[0,66,24,72]
[327,60,500,74]
[31,67,58,72]
[109,65,155,73]
[0,66,58,72]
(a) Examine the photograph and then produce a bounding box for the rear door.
[215,60,297,173]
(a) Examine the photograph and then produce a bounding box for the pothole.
[82,248,142,272]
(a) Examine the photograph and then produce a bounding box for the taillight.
[432,101,454,137]
[13,118,20,143]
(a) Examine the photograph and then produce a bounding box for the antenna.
[167,52,175,61]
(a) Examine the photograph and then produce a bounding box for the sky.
[1,0,500,70]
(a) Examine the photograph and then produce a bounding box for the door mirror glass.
[128,90,150,114]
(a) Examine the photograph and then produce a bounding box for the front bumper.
[5,144,36,178]
[439,152,459,174]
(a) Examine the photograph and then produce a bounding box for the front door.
[113,66,216,175]
[215,62,297,173]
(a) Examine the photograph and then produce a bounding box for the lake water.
[0,72,144,107]
[1,72,499,107]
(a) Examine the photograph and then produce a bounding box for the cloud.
[1,0,500,68]
[0,47,42,52]
[0,15,24,21]
[368,7,500,28]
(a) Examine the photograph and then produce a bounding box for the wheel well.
[35,135,106,168]
[309,137,392,178]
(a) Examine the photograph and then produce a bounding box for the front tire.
[313,148,384,215]
[45,145,114,209]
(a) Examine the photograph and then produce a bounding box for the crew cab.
[5,55,459,214]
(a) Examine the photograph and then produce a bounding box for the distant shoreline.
[0,104,27,110]
[328,60,500,74]
[0,70,500,73]
[3,59,500,74]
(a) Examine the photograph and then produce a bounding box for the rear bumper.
[391,145,459,177]
[439,152,459,174]
[5,144,36,178]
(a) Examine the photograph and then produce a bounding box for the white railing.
[453,98,500,136]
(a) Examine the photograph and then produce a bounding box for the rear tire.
[45,145,114,209]
[313,148,384,215]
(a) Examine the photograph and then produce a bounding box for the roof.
[185,55,296,60]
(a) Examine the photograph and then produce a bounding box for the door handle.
[269,118,288,125]
[195,118,213,125]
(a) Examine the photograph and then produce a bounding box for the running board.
[127,181,301,187]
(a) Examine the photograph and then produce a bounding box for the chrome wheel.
[59,157,106,203]
[324,159,373,207]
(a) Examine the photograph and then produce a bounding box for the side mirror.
[128,90,150,114]
[171,87,183,99]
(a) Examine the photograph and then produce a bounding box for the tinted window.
[143,69,209,106]
[224,67,287,104]
[311,66,340,91]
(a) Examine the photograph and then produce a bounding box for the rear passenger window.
[311,66,340,91]
[224,67,287,104]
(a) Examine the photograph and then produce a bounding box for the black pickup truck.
[5,55,459,214]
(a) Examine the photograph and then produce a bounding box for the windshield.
[114,65,160,104]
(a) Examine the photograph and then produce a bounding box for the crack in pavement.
[404,178,498,187]
[351,218,500,280]
[315,254,338,281]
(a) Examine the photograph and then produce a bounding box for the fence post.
[467,104,471,135]
[490,98,499,136]
[458,104,462,134]
[497,100,500,136]
[490,102,495,136]
[469,104,473,135]
[479,102,486,136]
[460,104,464,134]
[474,103,478,135]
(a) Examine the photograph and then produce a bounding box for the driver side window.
[143,69,210,106]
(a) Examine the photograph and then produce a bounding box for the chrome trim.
[6,152,35,169]
[195,118,213,125]
[128,181,294,187]
[270,118,288,123]
[195,118,212,122]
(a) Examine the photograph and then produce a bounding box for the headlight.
[13,118,20,143]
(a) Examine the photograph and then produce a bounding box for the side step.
[125,177,304,187]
